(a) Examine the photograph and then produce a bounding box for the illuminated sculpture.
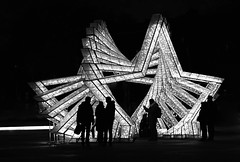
[29,14,223,142]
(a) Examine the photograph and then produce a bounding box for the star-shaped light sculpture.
[29,14,224,142]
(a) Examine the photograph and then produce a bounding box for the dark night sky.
[1,0,240,117]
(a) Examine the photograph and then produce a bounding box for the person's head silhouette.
[85,96,91,103]
[149,98,155,104]
[106,96,111,103]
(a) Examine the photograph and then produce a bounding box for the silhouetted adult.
[77,96,94,146]
[144,99,161,141]
[95,101,105,145]
[198,100,208,141]
[207,96,217,140]
[198,96,217,141]
[104,97,115,146]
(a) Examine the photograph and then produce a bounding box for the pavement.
[1,120,240,162]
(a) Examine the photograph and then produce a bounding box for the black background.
[1,0,239,125]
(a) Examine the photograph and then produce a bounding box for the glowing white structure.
[29,14,223,142]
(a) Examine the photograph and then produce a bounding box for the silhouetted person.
[77,96,94,146]
[207,96,217,140]
[198,100,208,141]
[198,96,217,141]
[104,97,115,146]
[95,101,105,145]
[144,99,161,141]
[139,113,149,138]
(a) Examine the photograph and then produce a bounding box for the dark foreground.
[1,121,240,162]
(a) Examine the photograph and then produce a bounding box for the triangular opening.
[108,81,150,116]
[187,80,208,87]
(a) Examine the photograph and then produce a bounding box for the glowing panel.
[29,14,224,142]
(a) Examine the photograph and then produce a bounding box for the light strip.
[0,126,54,131]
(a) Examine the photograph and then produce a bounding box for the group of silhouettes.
[76,95,216,146]
[76,96,115,146]
[76,97,163,146]
[140,96,217,141]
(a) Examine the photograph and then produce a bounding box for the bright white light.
[0,126,53,131]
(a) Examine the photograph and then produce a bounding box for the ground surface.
[1,119,240,162]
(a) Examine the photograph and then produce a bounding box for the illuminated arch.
[29,14,223,142]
